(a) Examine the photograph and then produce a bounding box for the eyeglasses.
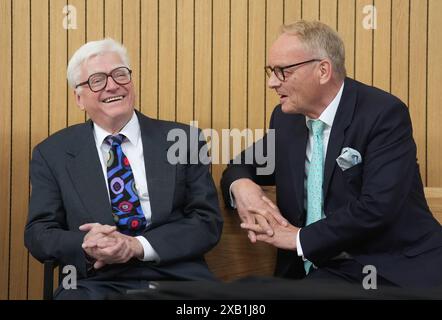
[75,66,132,92]
[265,59,321,81]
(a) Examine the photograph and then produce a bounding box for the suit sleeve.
[300,101,417,265]
[220,109,277,208]
[24,146,89,277]
[142,132,223,264]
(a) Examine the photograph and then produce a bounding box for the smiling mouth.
[102,95,125,103]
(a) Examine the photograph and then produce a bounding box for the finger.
[248,231,257,243]
[96,236,118,249]
[79,223,100,232]
[94,260,106,269]
[256,233,272,243]
[255,214,274,236]
[261,197,288,226]
[240,222,266,234]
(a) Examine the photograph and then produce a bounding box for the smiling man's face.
[75,51,135,133]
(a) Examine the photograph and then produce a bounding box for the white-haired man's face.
[74,52,135,133]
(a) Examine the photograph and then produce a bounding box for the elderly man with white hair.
[25,38,222,299]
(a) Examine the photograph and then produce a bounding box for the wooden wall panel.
[373,0,391,92]
[194,0,212,129]
[10,0,30,300]
[248,0,266,137]
[0,0,11,300]
[68,0,86,126]
[158,0,176,121]
[27,0,49,300]
[176,0,194,125]
[49,0,67,134]
[265,0,283,129]
[391,0,409,104]
[338,0,355,77]
[428,0,442,186]
[140,0,158,118]
[284,0,301,24]
[1,0,441,299]
[409,0,427,184]
[211,0,229,184]
[122,0,141,110]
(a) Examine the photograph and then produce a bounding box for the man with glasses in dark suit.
[25,38,222,299]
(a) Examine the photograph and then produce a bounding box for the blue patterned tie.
[304,120,325,274]
[106,134,146,235]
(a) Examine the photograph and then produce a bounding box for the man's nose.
[104,75,120,90]
[267,72,281,89]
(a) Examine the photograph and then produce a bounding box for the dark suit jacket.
[25,111,223,282]
[221,78,442,288]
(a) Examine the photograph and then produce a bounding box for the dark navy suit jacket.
[25,111,223,282]
[221,78,442,288]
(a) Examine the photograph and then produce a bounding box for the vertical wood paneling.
[67,0,86,126]
[284,0,301,24]
[338,0,355,78]
[391,0,409,104]
[248,0,266,142]
[409,0,427,184]
[176,0,194,125]
[122,0,140,109]
[265,0,283,129]
[0,0,11,300]
[10,0,30,300]
[303,0,319,20]
[230,0,248,138]
[427,0,442,186]
[355,0,373,85]
[49,0,67,134]
[104,0,122,41]
[86,0,104,40]
[27,0,49,300]
[373,0,391,92]
[194,0,212,129]
[140,0,158,118]
[158,0,176,121]
[1,0,441,299]
[320,0,338,30]
[211,0,230,183]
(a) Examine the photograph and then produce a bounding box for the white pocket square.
[336,147,362,171]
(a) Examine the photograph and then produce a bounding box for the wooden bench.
[206,187,442,281]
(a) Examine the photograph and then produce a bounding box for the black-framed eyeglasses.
[75,66,132,92]
[265,59,321,81]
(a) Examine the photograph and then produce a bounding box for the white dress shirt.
[93,111,160,262]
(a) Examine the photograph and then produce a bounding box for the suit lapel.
[288,117,309,217]
[66,121,115,225]
[323,78,357,200]
[137,111,175,225]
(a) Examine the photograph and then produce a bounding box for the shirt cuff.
[229,181,240,209]
[296,228,305,259]
[136,236,160,262]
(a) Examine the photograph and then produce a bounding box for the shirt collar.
[93,111,140,146]
[305,82,345,130]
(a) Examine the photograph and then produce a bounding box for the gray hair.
[281,20,346,79]
[67,38,130,90]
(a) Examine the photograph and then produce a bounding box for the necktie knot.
[106,134,125,147]
[310,120,325,136]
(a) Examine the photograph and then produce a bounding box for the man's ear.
[318,59,332,84]
[74,90,85,110]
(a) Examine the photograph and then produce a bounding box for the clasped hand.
[79,223,143,269]
[232,179,299,251]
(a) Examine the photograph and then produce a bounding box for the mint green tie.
[304,120,325,274]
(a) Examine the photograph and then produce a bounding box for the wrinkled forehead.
[81,52,126,77]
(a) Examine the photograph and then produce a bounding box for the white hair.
[66,38,131,90]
